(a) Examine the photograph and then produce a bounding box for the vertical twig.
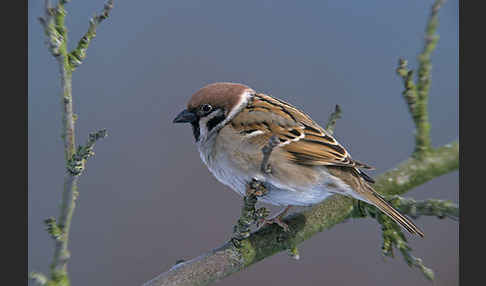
[414,0,445,154]
[397,0,445,157]
[325,104,342,135]
[31,1,113,285]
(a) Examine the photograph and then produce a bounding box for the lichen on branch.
[396,0,446,157]
[350,195,458,280]
[68,0,114,69]
[67,129,108,176]
[325,104,342,135]
[143,141,458,286]
[32,1,113,286]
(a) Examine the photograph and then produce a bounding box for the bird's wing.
[231,93,374,173]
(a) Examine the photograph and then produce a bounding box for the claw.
[257,205,292,232]
[258,216,290,232]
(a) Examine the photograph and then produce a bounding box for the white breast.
[197,134,251,197]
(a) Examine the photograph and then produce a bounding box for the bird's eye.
[201,104,213,113]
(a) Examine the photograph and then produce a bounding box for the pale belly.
[197,140,347,206]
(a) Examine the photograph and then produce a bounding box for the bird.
[173,82,424,237]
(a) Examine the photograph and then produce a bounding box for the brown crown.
[187,82,254,112]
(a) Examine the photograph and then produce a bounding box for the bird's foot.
[257,215,290,232]
[256,205,292,232]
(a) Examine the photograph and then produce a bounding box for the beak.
[173,109,197,123]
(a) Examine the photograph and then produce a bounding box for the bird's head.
[173,82,254,142]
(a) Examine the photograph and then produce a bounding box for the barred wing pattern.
[230,93,373,181]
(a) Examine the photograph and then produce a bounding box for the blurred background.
[28,0,458,285]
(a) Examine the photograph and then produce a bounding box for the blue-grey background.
[28,0,458,285]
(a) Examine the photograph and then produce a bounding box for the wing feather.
[231,93,374,174]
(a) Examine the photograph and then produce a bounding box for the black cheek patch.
[206,113,226,133]
[191,122,200,142]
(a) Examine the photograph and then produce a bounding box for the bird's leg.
[260,135,280,174]
[257,205,292,232]
[255,136,292,231]
[233,135,287,241]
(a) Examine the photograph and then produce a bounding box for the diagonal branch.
[388,196,458,221]
[142,142,458,286]
[67,129,108,176]
[68,0,114,69]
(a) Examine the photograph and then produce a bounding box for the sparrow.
[173,82,424,237]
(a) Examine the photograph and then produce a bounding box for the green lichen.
[396,0,445,157]
[44,217,65,241]
[68,0,113,71]
[48,269,70,286]
[347,193,457,280]
[37,1,113,285]
[229,140,458,280]
[29,272,47,286]
[238,239,257,266]
[66,129,107,175]
[325,104,342,135]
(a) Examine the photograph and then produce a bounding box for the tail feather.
[362,185,424,238]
